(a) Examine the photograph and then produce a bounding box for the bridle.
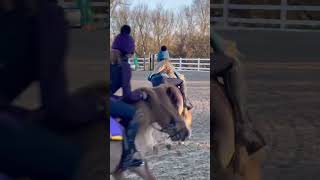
[149,99,184,139]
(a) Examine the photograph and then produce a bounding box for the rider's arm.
[120,60,143,103]
[152,61,166,74]
[168,63,181,79]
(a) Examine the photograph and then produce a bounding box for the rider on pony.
[149,46,193,110]
[211,30,266,155]
[110,25,147,170]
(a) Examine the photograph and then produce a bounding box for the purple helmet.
[112,25,135,55]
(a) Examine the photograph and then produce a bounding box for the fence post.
[149,53,152,71]
[198,58,200,71]
[179,58,182,71]
[143,51,146,71]
[223,0,229,28]
[280,0,287,30]
[151,54,155,70]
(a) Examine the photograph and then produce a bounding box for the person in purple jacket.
[110,25,147,170]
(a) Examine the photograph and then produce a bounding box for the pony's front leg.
[136,127,156,155]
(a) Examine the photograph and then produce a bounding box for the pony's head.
[138,85,190,141]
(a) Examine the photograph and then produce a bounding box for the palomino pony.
[212,74,265,180]
[148,73,193,134]
[110,84,190,180]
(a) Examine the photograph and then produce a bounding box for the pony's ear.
[166,86,183,113]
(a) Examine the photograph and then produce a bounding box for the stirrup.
[119,156,144,171]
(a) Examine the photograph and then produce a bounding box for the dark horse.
[212,74,265,180]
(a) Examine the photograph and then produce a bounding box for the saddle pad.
[110,116,123,141]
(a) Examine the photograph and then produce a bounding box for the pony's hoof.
[166,144,172,150]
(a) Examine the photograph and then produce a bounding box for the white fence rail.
[212,0,320,31]
[129,58,210,72]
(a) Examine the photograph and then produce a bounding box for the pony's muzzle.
[174,128,190,141]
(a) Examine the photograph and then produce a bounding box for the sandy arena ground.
[245,61,320,180]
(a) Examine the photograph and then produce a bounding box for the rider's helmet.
[112,25,135,56]
[157,45,170,62]
[120,25,131,34]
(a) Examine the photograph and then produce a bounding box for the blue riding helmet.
[157,46,170,62]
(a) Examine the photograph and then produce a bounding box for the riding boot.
[222,60,266,155]
[120,113,144,171]
[179,82,193,110]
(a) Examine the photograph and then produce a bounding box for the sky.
[129,0,193,11]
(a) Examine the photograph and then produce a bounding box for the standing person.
[211,30,266,154]
[110,24,148,170]
[149,46,193,110]
[76,0,95,31]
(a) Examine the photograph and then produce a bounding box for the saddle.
[110,116,123,141]
[148,73,182,90]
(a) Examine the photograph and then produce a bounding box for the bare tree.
[132,4,151,59]
[110,0,210,58]
[110,0,130,17]
[150,4,175,50]
[173,11,188,57]
[192,0,210,35]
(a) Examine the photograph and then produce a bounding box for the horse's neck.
[134,103,156,154]
[136,123,155,155]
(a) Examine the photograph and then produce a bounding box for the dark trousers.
[110,99,136,126]
[164,78,186,98]
[213,53,234,75]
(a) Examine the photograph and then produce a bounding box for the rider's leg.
[110,99,143,170]
[221,57,266,154]
[213,53,234,76]
[0,116,82,180]
[165,78,193,110]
